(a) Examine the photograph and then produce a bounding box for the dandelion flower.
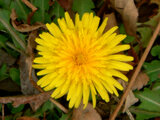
[33,12,133,109]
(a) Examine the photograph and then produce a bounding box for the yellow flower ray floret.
[33,12,133,109]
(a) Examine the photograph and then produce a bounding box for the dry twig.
[22,0,37,11]
[109,20,160,120]
[21,0,38,24]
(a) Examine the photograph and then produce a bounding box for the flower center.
[74,53,87,65]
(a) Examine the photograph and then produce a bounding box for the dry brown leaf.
[0,91,52,111]
[122,91,139,112]
[121,72,149,112]
[117,79,138,113]
[103,12,119,34]
[111,0,138,36]
[16,116,40,120]
[10,9,45,32]
[132,72,149,90]
[118,79,127,89]
[138,1,159,22]
[72,103,101,120]
[20,53,39,95]
[20,31,39,95]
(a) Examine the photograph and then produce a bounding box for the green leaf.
[137,11,160,49]
[72,0,95,17]
[0,9,26,50]
[0,64,9,81]
[130,107,160,120]
[0,0,12,9]
[10,0,30,22]
[119,24,135,44]
[135,88,160,112]
[137,27,152,48]
[0,34,19,57]
[24,108,32,116]
[41,100,54,112]
[0,9,10,30]
[50,1,64,23]
[12,104,24,114]
[13,112,23,120]
[152,82,160,94]
[7,103,25,114]
[143,60,160,83]
[11,31,26,50]
[0,34,8,48]
[60,113,71,120]
[134,88,160,120]
[32,0,51,23]
[151,45,160,59]
[9,68,20,85]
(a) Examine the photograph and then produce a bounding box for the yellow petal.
[35,38,47,45]
[37,69,53,76]
[98,17,108,34]
[46,23,62,38]
[88,13,94,26]
[39,32,59,45]
[111,78,123,90]
[54,77,66,87]
[91,87,96,108]
[109,61,133,71]
[37,74,51,86]
[109,69,128,81]
[32,64,47,69]
[92,77,109,102]
[75,13,80,28]
[82,13,90,28]
[40,72,57,87]
[65,12,74,29]
[100,80,113,94]
[106,54,134,62]
[60,78,71,95]
[75,89,82,108]
[89,16,100,32]
[69,84,82,108]
[34,57,48,64]
[102,26,118,39]
[43,74,64,91]
[100,76,119,96]
[83,80,90,109]
[58,18,68,33]
[110,45,130,54]
[51,87,61,98]
[108,35,126,48]
[67,83,76,101]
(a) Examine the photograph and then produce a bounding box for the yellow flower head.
[33,12,133,109]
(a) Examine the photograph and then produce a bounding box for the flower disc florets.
[33,12,133,109]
